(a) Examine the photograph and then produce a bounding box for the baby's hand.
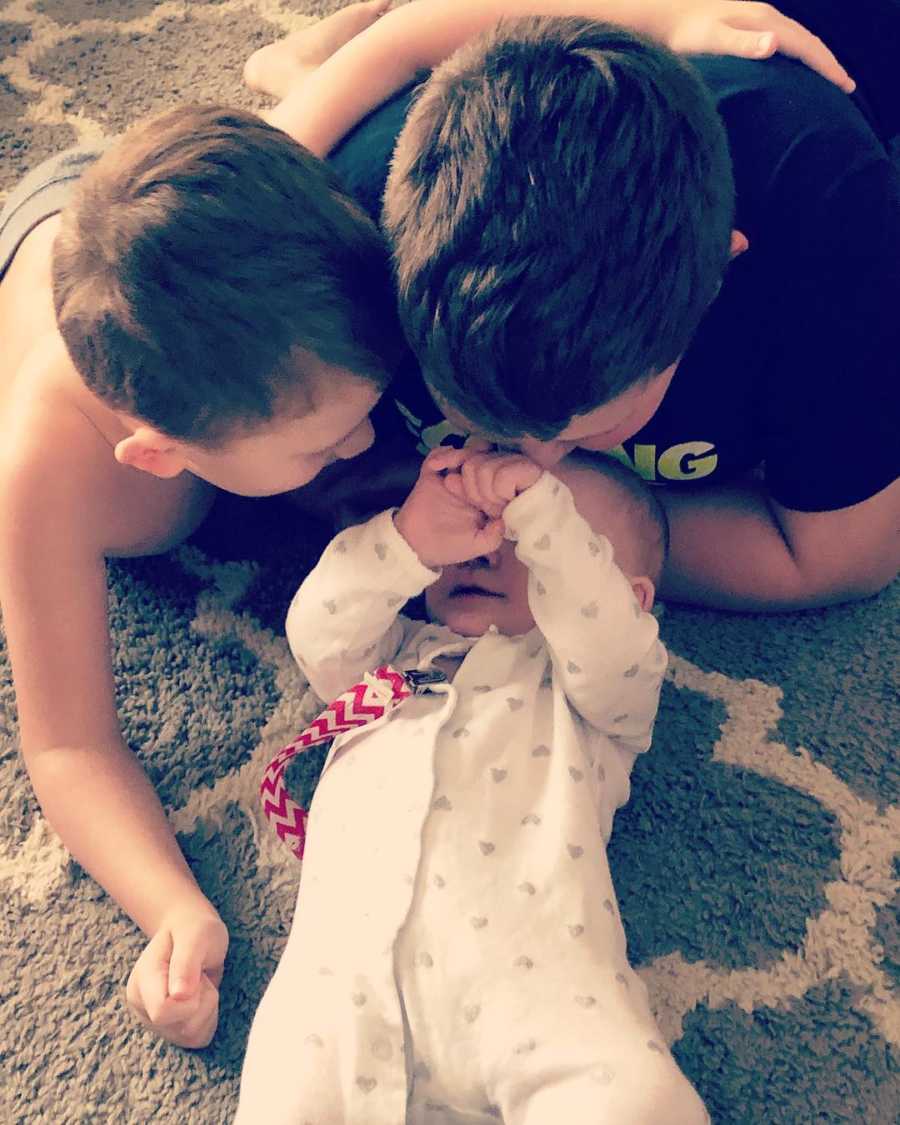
[394,446,506,568]
[126,905,228,1049]
[443,450,543,520]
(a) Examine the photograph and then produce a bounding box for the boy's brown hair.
[384,17,735,439]
[53,105,405,444]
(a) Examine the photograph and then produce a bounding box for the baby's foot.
[245,0,391,98]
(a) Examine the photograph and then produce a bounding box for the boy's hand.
[126,906,229,1049]
[663,1,855,93]
[443,450,543,520]
[394,446,507,568]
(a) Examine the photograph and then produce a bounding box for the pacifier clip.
[260,666,445,859]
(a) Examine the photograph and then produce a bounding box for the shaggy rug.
[0,2,897,1122]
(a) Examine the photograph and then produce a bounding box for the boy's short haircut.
[53,105,405,444]
[567,450,669,585]
[384,17,735,439]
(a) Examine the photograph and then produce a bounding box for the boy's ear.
[630,575,655,613]
[729,229,749,259]
[114,428,189,479]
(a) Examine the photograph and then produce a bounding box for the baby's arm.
[288,445,507,699]
[505,473,666,752]
[286,512,436,702]
[286,513,429,702]
[268,0,853,155]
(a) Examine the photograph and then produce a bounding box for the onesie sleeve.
[285,509,440,702]
[504,473,667,753]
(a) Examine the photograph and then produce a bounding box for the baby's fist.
[447,451,543,518]
[394,446,504,568]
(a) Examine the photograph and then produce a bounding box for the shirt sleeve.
[285,509,439,702]
[503,473,667,753]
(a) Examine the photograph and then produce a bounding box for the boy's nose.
[517,435,576,467]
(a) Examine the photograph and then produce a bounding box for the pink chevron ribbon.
[260,665,415,860]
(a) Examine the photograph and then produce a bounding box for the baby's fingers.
[441,472,467,504]
[491,458,543,503]
[472,517,505,556]
[422,445,468,476]
[128,976,217,1048]
[460,457,505,518]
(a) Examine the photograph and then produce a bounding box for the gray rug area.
[1,2,898,1122]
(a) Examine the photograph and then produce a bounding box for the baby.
[237,447,708,1124]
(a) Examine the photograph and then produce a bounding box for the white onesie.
[236,473,708,1125]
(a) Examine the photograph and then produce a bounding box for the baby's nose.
[463,548,502,570]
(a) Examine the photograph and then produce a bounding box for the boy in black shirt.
[263,1,899,610]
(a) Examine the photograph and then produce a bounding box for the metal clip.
[405,668,447,693]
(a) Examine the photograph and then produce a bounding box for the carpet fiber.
[1,2,898,1122]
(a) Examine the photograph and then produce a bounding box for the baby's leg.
[236,955,346,1124]
[479,898,709,1124]
[244,0,390,99]
[500,1053,709,1125]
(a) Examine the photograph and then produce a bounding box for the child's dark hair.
[53,104,405,444]
[384,17,735,439]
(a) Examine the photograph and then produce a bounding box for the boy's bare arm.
[268,0,853,156]
[659,478,900,610]
[0,393,216,937]
[0,374,227,1050]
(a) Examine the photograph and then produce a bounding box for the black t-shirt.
[331,55,900,513]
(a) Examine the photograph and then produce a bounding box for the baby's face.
[425,463,652,637]
[425,538,534,637]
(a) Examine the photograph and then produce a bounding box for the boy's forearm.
[658,484,898,610]
[24,740,216,935]
[270,0,677,156]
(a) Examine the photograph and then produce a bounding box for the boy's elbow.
[781,495,899,608]
[835,567,897,602]
[795,552,898,607]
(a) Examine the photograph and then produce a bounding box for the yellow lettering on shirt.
[657,442,718,480]
[419,419,462,453]
[606,444,658,481]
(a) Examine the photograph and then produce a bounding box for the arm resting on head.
[269,0,853,156]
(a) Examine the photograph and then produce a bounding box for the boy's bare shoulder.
[0,217,106,522]
[0,344,120,549]
[0,336,211,558]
